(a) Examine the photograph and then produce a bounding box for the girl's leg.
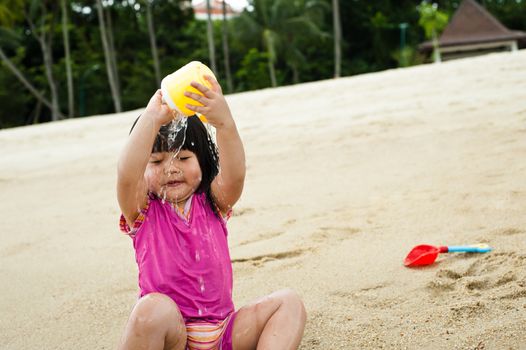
[118,293,187,350]
[231,289,307,350]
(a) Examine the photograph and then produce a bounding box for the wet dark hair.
[130,115,221,217]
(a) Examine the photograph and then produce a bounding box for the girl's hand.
[143,89,175,127]
[184,75,234,129]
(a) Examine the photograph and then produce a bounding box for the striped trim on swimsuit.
[119,201,149,237]
[185,313,234,350]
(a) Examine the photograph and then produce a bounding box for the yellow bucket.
[161,61,215,122]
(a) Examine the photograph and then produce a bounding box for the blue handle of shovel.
[447,244,492,253]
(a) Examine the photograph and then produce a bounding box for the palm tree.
[61,0,74,117]
[96,0,122,112]
[235,0,327,87]
[206,0,217,75]
[332,0,341,78]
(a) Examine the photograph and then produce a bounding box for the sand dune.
[1,50,526,349]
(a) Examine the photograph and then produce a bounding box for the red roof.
[193,0,238,16]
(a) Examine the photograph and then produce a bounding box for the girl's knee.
[277,289,307,320]
[130,293,186,335]
[269,288,307,320]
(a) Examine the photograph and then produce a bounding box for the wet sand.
[1,50,526,349]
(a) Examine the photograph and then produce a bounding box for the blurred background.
[0,0,524,128]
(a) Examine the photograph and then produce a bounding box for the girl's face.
[144,149,202,206]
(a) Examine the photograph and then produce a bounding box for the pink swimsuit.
[120,192,236,349]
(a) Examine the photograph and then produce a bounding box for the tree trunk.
[332,0,341,78]
[105,6,121,94]
[146,0,161,85]
[61,0,74,117]
[432,30,441,63]
[42,20,61,120]
[27,5,61,121]
[264,32,277,87]
[221,0,233,93]
[0,46,54,110]
[267,50,278,87]
[267,57,276,87]
[205,0,217,75]
[292,63,299,84]
[96,0,122,112]
[31,99,43,124]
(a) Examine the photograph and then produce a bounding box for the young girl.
[117,75,306,350]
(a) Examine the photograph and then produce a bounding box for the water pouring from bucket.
[159,61,218,163]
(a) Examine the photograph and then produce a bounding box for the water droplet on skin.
[195,251,200,262]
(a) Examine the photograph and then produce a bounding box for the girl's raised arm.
[211,117,246,213]
[184,77,246,214]
[117,90,173,226]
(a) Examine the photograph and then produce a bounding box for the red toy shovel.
[404,244,492,267]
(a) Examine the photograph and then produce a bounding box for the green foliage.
[232,0,328,86]
[235,48,270,91]
[1,0,525,128]
[0,48,32,127]
[392,47,426,67]
[0,0,25,27]
[417,1,449,62]
[417,1,449,40]
[484,0,526,31]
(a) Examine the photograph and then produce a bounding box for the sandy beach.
[1,50,526,349]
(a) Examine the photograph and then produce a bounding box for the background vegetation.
[0,0,524,128]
